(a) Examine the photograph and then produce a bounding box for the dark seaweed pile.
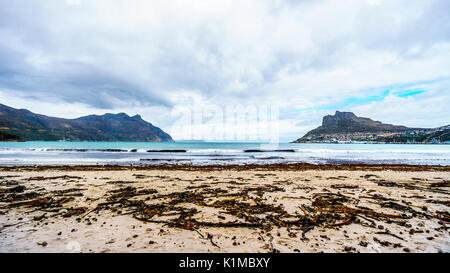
[1,172,448,249]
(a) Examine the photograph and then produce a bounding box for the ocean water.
[0,141,449,166]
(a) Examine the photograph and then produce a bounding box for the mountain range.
[303,111,412,137]
[0,103,173,142]
[1,104,447,143]
[294,111,449,143]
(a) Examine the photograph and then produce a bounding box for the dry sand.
[0,165,449,253]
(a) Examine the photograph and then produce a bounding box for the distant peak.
[299,110,411,139]
[322,111,357,126]
[334,111,356,117]
[103,112,129,118]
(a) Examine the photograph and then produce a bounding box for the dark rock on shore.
[0,131,24,142]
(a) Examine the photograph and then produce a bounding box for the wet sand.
[0,164,449,253]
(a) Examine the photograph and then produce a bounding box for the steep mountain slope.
[293,111,420,142]
[74,113,173,142]
[0,103,173,142]
[307,111,410,135]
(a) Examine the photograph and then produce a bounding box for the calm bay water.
[0,141,449,166]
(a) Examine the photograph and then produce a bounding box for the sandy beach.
[0,164,449,253]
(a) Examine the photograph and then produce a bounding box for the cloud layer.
[1,0,449,141]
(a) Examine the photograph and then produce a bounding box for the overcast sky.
[1,0,449,141]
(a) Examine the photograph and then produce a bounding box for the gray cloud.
[0,0,449,139]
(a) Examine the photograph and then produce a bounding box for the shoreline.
[1,163,449,172]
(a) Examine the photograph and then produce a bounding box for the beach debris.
[375,179,449,195]
[1,166,449,253]
[51,188,86,196]
[429,181,450,187]
[2,196,75,210]
[330,184,359,189]
[37,241,48,247]
[0,172,435,234]
[0,185,26,193]
[27,175,83,181]
[62,207,87,218]
[0,191,42,202]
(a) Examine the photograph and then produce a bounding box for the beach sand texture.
[0,165,449,253]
